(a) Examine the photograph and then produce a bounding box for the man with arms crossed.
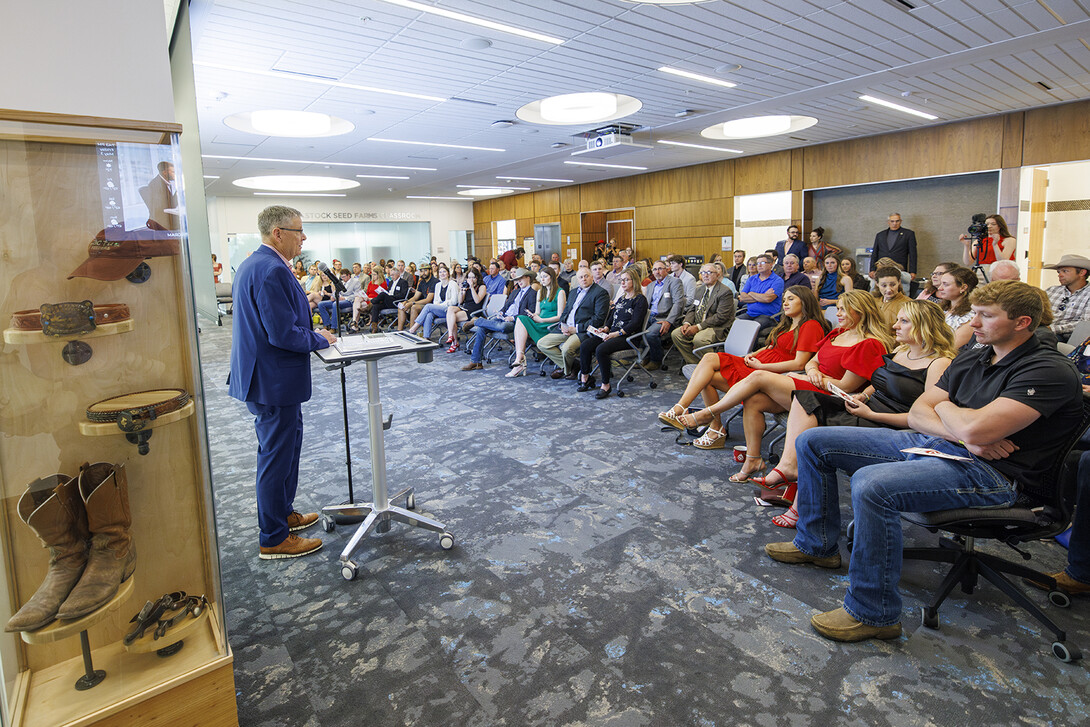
[766,280,1082,641]
[229,206,336,559]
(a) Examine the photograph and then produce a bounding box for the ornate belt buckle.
[40,300,96,337]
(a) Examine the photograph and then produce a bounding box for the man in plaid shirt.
[1043,254,1090,343]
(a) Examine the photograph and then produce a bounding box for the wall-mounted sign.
[300,211,423,221]
[721,236,733,251]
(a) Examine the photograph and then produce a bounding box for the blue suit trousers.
[247,401,303,547]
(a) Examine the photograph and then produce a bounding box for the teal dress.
[519,295,559,342]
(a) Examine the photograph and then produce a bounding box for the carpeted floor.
[198,318,1088,727]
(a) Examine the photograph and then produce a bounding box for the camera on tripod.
[966,213,987,243]
[966,213,989,280]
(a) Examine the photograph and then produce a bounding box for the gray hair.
[784,254,800,264]
[258,205,302,238]
[989,259,1021,280]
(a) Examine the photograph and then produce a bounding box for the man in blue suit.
[774,225,807,269]
[229,206,337,559]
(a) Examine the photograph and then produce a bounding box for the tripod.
[969,236,990,283]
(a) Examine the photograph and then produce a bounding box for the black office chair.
[900,394,1090,662]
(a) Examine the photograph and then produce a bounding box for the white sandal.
[657,404,687,431]
[692,426,727,450]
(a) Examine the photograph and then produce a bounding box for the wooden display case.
[0,110,237,726]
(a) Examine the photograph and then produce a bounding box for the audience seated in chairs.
[316,269,362,330]
[538,267,610,380]
[642,260,687,371]
[590,260,614,301]
[816,253,854,309]
[936,266,978,348]
[915,261,958,303]
[755,299,956,527]
[577,267,648,398]
[766,280,1083,643]
[462,268,536,371]
[671,263,736,365]
[508,267,566,378]
[397,266,435,330]
[658,285,827,449]
[677,290,893,478]
[445,266,488,352]
[302,263,323,311]
[347,273,384,333]
[368,265,411,332]
[407,264,459,339]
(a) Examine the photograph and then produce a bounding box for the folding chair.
[679,319,762,431]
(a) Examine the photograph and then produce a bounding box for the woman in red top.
[658,285,828,449]
[677,290,893,480]
[959,214,1015,267]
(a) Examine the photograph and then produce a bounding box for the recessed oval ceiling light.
[703,115,818,140]
[517,92,641,126]
[224,110,354,138]
[457,188,515,197]
[233,175,360,192]
[460,37,493,50]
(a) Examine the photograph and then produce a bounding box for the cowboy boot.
[57,463,137,620]
[5,475,90,632]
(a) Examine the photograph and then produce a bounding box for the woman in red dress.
[658,285,828,449]
[676,290,893,480]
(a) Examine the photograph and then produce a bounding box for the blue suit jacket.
[228,245,330,406]
[775,239,808,267]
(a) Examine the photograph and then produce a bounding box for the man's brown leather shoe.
[765,541,841,568]
[462,362,484,371]
[550,369,566,379]
[644,361,661,371]
[1026,570,1090,596]
[259,534,322,560]
[287,511,319,532]
[811,607,902,642]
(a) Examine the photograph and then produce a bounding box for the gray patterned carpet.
[197,318,1089,727]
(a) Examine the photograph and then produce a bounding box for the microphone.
[317,262,346,293]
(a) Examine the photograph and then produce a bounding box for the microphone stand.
[322,271,363,523]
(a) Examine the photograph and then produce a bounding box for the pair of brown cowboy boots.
[5,462,137,632]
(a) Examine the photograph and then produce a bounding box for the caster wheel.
[1049,590,1072,608]
[439,532,455,550]
[767,452,780,466]
[617,391,625,398]
[921,606,939,629]
[626,375,634,382]
[650,382,658,389]
[539,370,546,377]
[1052,641,1082,662]
[406,493,416,510]
[322,516,335,533]
[341,561,359,581]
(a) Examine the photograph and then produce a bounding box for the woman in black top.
[577,267,648,399]
[752,299,957,525]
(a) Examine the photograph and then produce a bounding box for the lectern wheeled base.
[321,485,454,580]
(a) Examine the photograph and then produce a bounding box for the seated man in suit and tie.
[670,263,736,365]
[642,260,686,371]
[461,267,537,371]
[538,267,610,379]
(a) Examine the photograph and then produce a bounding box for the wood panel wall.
[474,99,1090,263]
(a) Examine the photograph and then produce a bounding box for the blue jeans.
[644,318,669,363]
[1066,450,1090,583]
[793,426,1018,626]
[470,317,513,363]
[317,299,351,328]
[414,303,449,339]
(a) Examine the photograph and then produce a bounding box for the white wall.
[735,191,792,259]
[0,1,174,121]
[1019,160,1090,286]
[206,195,475,272]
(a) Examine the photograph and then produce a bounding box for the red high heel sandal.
[751,469,797,507]
[772,502,798,529]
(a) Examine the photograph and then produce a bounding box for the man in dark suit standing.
[229,206,336,560]
[671,264,736,364]
[774,225,807,268]
[869,213,917,278]
[539,267,610,378]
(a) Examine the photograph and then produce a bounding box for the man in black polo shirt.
[766,280,1082,642]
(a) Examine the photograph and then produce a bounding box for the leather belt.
[86,389,191,432]
[11,302,130,335]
